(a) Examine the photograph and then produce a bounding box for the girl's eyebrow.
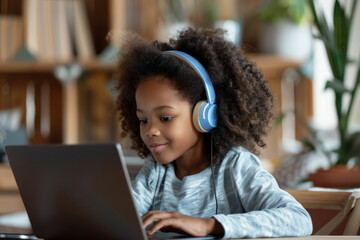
[136,106,176,113]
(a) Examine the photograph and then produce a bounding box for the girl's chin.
[152,154,175,165]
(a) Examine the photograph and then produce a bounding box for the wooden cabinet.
[0,70,63,144]
[0,0,126,145]
[0,61,116,144]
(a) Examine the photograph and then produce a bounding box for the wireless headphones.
[164,50,218,133]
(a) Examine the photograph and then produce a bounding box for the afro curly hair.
[114,27,274,163]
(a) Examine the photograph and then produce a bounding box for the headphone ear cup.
[207,104,218,129]
[192,100,218,133]
[193,101,206,132]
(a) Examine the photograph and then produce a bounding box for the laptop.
[4,144,216,240]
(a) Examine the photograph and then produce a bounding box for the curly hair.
[114,27,274,162]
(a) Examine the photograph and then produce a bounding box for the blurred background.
[0,0,359,175]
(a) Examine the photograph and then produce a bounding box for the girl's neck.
[174,137,210,180]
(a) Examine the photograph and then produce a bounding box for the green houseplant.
[307,0,360,187]
[257,0,312,25]
[256,0,313,61]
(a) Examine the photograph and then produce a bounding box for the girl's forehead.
[138,75,175,89]
[135,76,188,107]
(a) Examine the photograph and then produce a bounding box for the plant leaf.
[333,0,348,79]
[309,0,341,80]
[308,0,329,39]
[312,33,343,56]
[334,0,349,55]
[324,79,351,94]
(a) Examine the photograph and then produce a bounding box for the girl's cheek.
[139,128,146,141]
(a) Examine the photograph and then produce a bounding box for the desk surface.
[0,225,359,240]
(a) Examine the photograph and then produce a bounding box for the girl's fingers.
[142,211,176,229]
[147,217,181,235]
[142,210,160,221]
[146,215,213,237]
[142,210,163,224]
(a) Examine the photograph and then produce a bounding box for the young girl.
[115,28,312,239]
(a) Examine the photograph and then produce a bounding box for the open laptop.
[4,144,216,240]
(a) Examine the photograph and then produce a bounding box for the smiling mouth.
[149,143,167,153]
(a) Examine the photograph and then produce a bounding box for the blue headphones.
[164,50,218,133]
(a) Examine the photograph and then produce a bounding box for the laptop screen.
[5,143,147,240]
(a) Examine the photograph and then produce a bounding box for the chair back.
[286,190,360,235]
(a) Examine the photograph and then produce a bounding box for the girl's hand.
[142,211,224,237]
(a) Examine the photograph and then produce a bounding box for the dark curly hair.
[114,27,274,163]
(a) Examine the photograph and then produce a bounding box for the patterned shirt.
[131,146,312,239]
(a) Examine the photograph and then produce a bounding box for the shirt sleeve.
[213,150,313,239]
[131,159,159,217]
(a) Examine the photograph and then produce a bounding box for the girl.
[115,28,312,239]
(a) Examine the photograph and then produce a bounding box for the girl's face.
[135,75,204,165]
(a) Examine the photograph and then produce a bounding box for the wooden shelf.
[0,54,301,73]
[0,60,116,73]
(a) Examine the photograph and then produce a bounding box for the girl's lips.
[149,143,167,153]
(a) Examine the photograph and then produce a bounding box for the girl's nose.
[146,123,160,137]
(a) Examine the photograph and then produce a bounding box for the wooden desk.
[0,226,358,240]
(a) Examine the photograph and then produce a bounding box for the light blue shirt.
[131,146,312,239]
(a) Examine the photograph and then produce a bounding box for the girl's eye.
[160,116,173,122]
[139,119,148,124]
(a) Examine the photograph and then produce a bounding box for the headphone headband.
[163,50,216,104]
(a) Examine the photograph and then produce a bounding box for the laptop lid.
[5,143,147,240]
